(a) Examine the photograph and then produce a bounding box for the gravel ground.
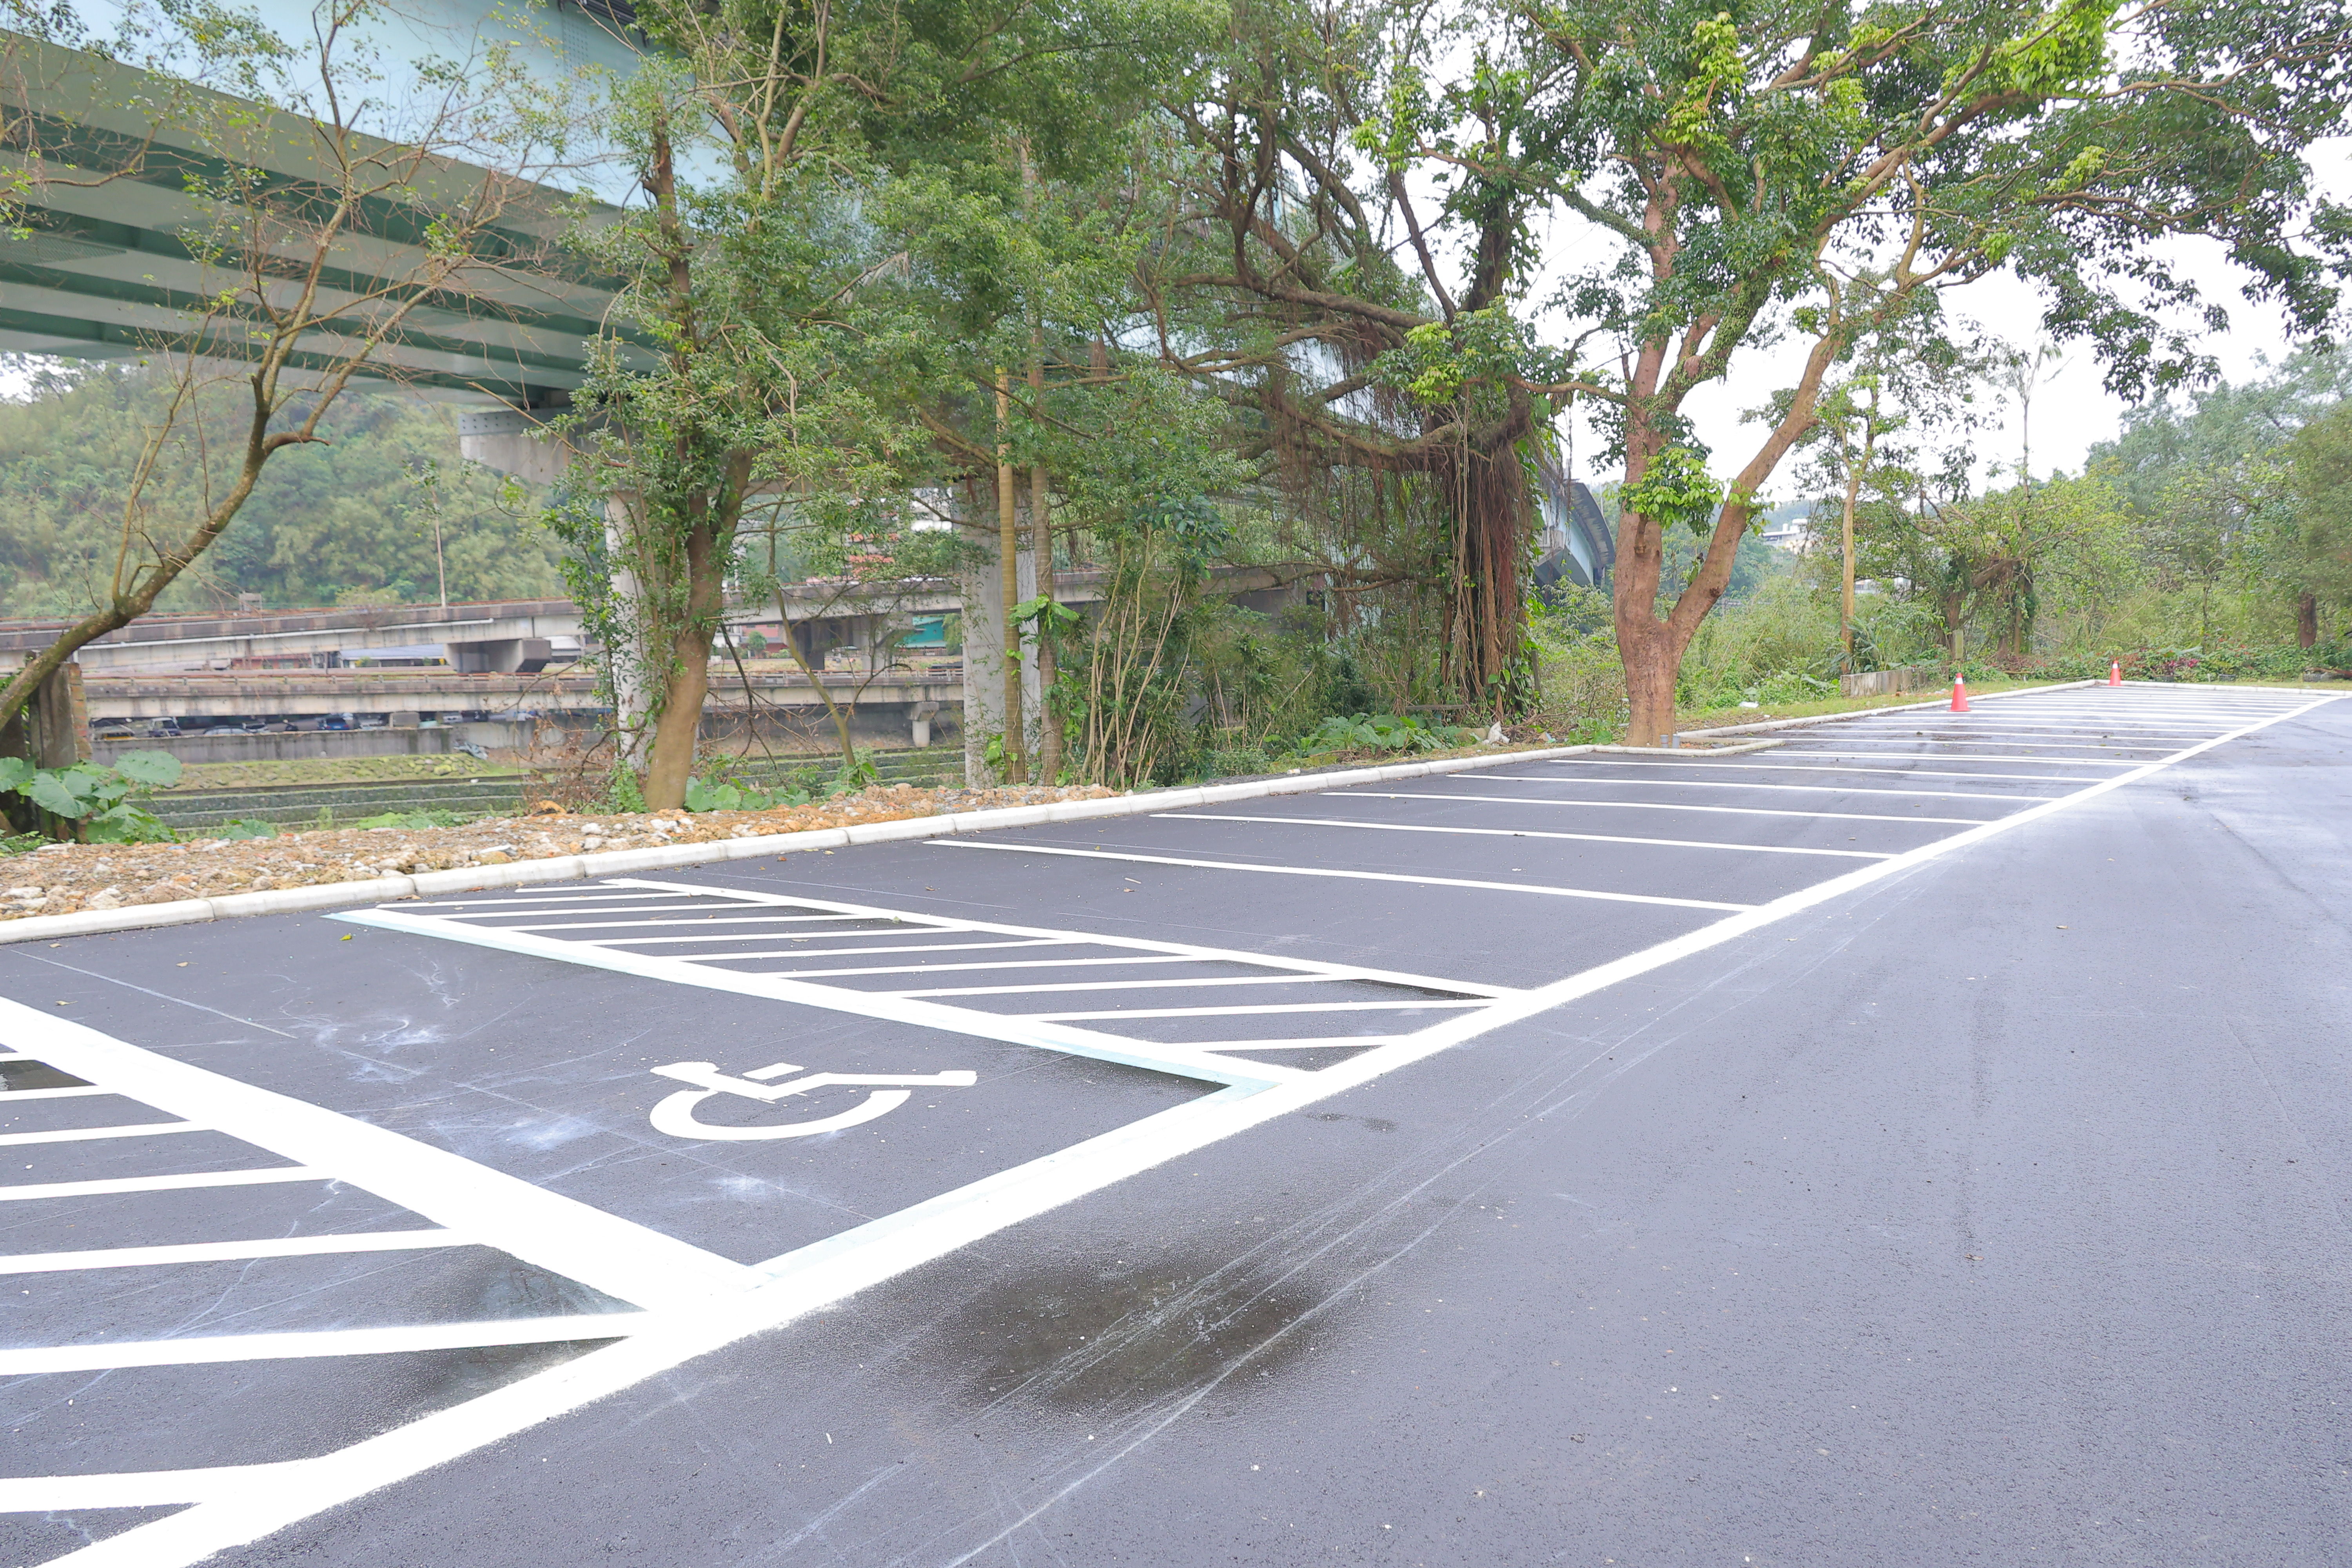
[0,783,1116,922]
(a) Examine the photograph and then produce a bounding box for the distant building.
[1758,508,1817,552]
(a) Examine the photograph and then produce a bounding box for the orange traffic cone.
[2108,660,2122,687]
[1950,673,1970,713]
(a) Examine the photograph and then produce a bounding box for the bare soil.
[0,782,1116,922]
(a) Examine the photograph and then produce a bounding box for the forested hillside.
[0,360,566,615]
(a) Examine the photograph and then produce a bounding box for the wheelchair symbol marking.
[647,1060,977,1142]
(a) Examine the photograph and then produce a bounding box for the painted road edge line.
[51,690,2338,1568]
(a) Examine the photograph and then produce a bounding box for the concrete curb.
[0,681,2101,947]
[0,742,1611,946]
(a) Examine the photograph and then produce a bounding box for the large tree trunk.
[1619,617,1683,747]
[1031,461,1062,782]
[995,370,1025,783]
[2297,590,2319,648]
[1443,434,1535,720]
[641,518,725,809]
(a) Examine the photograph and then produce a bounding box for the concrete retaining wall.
[93,721,536,766]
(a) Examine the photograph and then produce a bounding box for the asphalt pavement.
[3,683,2347,1567]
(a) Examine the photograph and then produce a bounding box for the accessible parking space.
[0,681,2339,1567]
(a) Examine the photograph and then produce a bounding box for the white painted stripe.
[60,697,2340,1568]
[404,892,701,909]
[1342,790,1993,826]
[1984,705,2305,720]
[1769,751,2135,768]
[0,1465,296,1512]
[0,1120,204,1147]
[0,1084,114,1101]
[887,974,1370,1000]
[1022,1000,1489,1022]
[1194,1037,1401,1053]
[0,1228,462,1274]
[0,1313,654,1376]
[929,841,1755,912]
[1158,811,1892,859]
[441,902,786,920]
[0,1166,330,1202]
[1536,761,2093,783]
[1827,724,2218,738]
[584,929,935,948]
[492,914,874,934]
[749,955,1216,980]
[1459,775,2060,801]
[0,1002,758,1313]
[0,1052,32,1061]
[675,939,1076,964]
[1803,735,2196,749]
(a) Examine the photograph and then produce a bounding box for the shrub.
[0,750,181,844]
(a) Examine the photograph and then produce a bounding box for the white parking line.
[1023,1000,1489,1022]
[1413,775,2062,802]
[1156,811,1891,858]
[0,1313,655,1377]
[0,1083,116,1100]
[1768,751,2137,767]
[929,840,1755,912]
[1538,760,2100,782]
[762,954,1226,980]
[0,1229,463,1274]
[885,974,1381,999]
[675,939,1078,965]
[0,1120,204,1147]
[1342,791,1994,825]
[1804,735,2191,750]
[0,1166,330,1201]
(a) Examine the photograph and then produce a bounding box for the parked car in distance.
[319,713,356,731]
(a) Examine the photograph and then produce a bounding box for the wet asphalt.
[4,687,2349,1566]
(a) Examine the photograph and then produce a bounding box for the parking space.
[0,681,2337,1567]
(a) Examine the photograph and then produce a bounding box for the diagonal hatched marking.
[349,879,1529,1070]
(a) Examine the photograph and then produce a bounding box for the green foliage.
[0,750,181,842]
[1298,712,1479,754]
[214,819,279,840]
[1622,448,1727,538]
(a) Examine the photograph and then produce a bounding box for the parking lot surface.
[4,683,2347,1566]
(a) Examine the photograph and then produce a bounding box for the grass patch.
[157,754,532,792]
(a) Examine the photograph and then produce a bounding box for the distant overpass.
[0,599,585,675]
[0,565,1316,684]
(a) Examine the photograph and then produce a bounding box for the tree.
[1785,303,1985,668]
[1151,0,1573,720]
[2092,348,2352,643]
[1511,0,2352,741]
[0,4,575,730]
[1922,471,2134,658]
[2284,402,2352,645]
[557,0,1209,804]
